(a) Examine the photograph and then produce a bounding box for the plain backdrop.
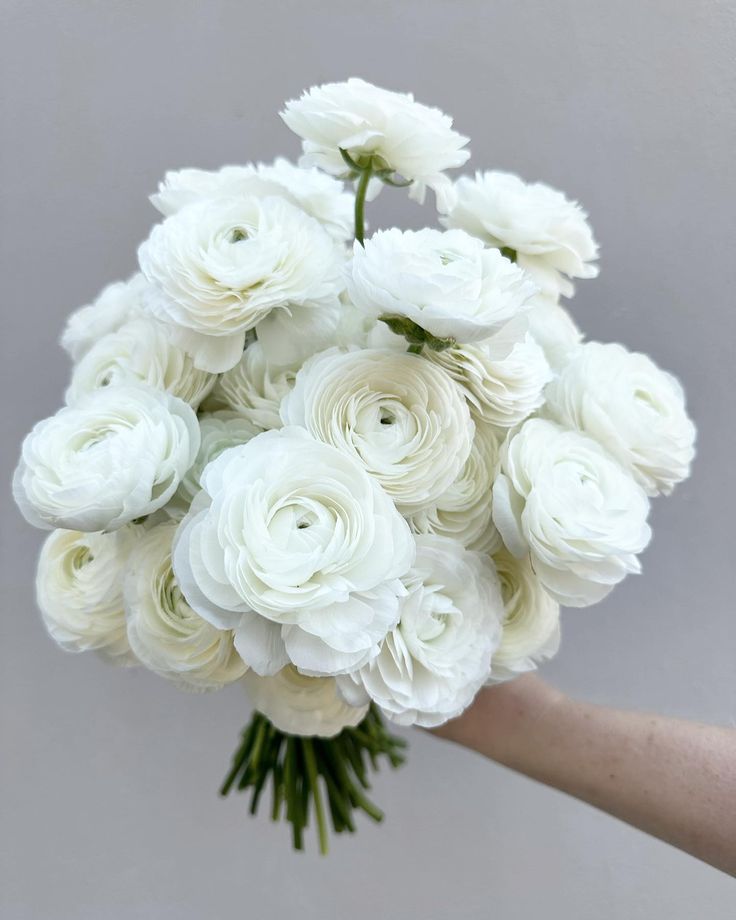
[1,1,735,917]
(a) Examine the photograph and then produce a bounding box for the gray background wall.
[2,1,735,917]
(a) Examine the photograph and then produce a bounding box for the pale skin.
[430,675,736,877]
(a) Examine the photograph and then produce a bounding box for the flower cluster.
[14,78,696,851]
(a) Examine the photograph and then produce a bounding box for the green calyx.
[220,705,406,855]
[379,315,457,354]
[339,148,413,247]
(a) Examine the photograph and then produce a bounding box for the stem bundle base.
[220,705,406,855]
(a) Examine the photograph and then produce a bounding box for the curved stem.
[354,165,373,246]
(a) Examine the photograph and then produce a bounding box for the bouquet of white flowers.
[13,78,696,854]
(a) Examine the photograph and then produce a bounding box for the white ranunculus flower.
[138,196,344,373]
[281,78,470,209]
[347,228,537,344]
[544,342,696,496]
[406,421,502,553]
[14,385,200,532]
[337,535,503,728]
[166,411,260,517]
[490,549,561,680]
[427,317,552,427]
[243,667,368,738]
[281,347,474,513]
[172,427,415,677]
[65,317,216,408]
[492,419,651,607]
[151,158,354,242]
[525,295,583,371]
[204,342,297,430]
[442,171,599,297]
[124,522,246,690]
[36,526,137,662]
[60,273,149,361]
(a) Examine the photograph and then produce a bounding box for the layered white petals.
[172,427,415,676]
[13,385,200,532]
[35,527,137,663]
[281,78,469,208]
[490,549,561,680]
[338,535,503,728]
[525,296,583,370]
[281,347,474,512]
[545,342,696,495]
[124,522,246,690]
[61,274,149,361]
[443,171,599,297]
[204,342,297,430]
[407,421,502,553]
[66,317,216,408]
[348,228,537,343]
[166,411,260,517]
[428,318,552,427]
[243,666,368,738]
[138,196,343,372]
[151,158,353,242]
[492,419,651,606]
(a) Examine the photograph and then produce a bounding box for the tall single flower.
[348,228,537,345]
[138,196,343,373]
[36,527,138,663]
[281,78,470,208]
[172,427,415,676]
[492,419,651,607]
[243,667,368,738]
[281,347,474,513]
[544,342,696,495]
[124,522,246,690]
[13,385,200,532]
[338,535,504,728]
[151,158,354,242]
[442,171,599,297]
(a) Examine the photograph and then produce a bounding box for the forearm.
[434,676,736,876]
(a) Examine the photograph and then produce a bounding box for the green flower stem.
[221,705,405,854]
[354,164,373,246]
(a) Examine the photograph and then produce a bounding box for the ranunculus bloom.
[61,273,149,361]
[347,228,537,344]
[124,522,246,690]
[442,170,599,297]
[243,666,368,738]
[36,527,137,663]
[490,549,560,680]
[406,421,502,553]
[138,196,343,372]
[172,427,415,676]
[203,342,297,430]
[281,78,470,209]
[544,342,696,495]
[338,535,504,728]
[65,317,216,408]
[166,411,260,518]
[427,317,552,427]
[151,158,354,242]
[492,419,651,607]
[13,385,200,532]
[281,347,474,512]
[524,295,583,370]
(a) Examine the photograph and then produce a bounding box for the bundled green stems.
[221,705,407,855]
